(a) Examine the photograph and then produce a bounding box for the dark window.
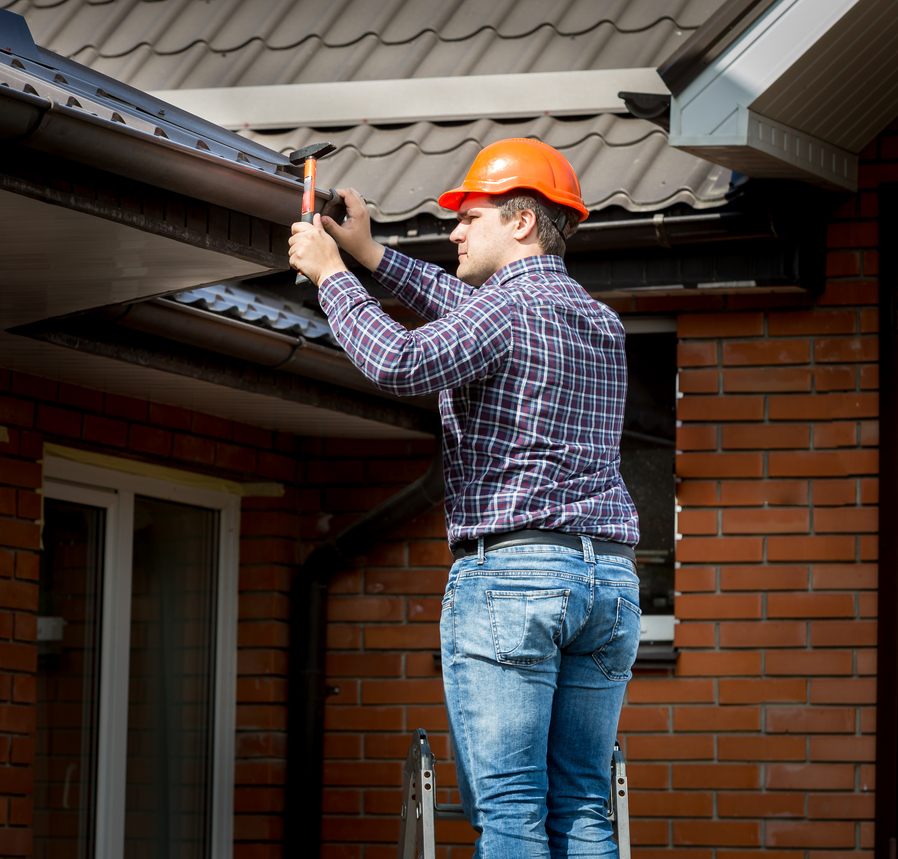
[619,330,677,635]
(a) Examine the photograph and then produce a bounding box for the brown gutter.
[96,299,439,411]
[0,76,326,227]
[376,210,777,262]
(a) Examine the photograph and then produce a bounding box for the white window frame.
[43,456,239,859]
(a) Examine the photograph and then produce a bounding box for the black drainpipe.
[876,183,898,859]
[283,440,444,856]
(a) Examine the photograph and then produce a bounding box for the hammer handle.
[295,157,318,284]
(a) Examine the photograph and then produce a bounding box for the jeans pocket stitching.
[485,588,570,667]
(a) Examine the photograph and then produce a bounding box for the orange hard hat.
[438,138,588,223]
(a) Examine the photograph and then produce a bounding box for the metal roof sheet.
[7,0,732,219]
[12,0,728,87]
[167,285,338,346]
[242,115,731,220]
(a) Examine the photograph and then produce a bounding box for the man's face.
[449,194,519,286]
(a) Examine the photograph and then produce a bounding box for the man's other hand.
[320,188,386,272]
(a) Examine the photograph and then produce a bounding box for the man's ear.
[513,208,539,242]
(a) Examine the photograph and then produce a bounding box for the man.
[289,138,640,859]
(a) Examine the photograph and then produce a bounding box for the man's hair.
[495,191,580,258]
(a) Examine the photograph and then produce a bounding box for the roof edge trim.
[149,70,670,130]
[658,0,779,95]
[0,85,328,225]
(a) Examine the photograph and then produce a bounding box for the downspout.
[283,440,444,857]
[875,183,898,859]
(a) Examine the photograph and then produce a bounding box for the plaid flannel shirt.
[318,248,639,548]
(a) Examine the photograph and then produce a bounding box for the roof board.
[7,0,733,219]
[665,0,898,188]
[241,115,731,221]
[11,0,728,87]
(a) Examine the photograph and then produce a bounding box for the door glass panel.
[35,499,105,859]
[124,496,219,859]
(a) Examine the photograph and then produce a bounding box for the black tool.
[290,142,336,285]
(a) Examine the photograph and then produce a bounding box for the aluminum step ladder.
[397,728,631,859]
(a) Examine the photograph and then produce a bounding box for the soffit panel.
[749,0,898,153]
[0,190,268,327]
[0,333,427,439]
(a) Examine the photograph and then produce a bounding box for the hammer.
[290,141,337,286]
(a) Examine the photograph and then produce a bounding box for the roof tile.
[16,0,732,220]
[242,115,730,219]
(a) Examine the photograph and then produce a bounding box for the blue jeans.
[440,537,641,859]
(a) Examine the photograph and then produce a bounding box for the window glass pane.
[620,331,677,618]
[36,499,104,859]
[124,496,219,859]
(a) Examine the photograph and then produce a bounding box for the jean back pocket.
[594,596,641,681]
[485,588,570,666]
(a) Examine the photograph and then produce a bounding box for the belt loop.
[580,535,594,564]
[477,536,485,565]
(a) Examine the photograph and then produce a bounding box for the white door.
[35,457,238,859]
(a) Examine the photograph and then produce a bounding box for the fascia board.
[673,0,863,138]
[674,105,857,190]
[670,98,749,146]
[746,109,856,188]
[149,69,670,130]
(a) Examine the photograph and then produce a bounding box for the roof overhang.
[0,10,435,438]
[149,69,671,130]
[662,0,898,191]
[0,14,335,226]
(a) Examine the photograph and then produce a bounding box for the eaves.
[0,15,331,226]
[658,0,898,191]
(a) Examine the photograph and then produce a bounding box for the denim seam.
[457,570,590,584]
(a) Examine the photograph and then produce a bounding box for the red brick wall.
[0,378,41,859]
[0,372,304,859]
[313,438,456,858]
[600,123,884,853]
[626,283,879,854]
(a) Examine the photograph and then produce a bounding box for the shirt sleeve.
[372,247,476,322]
[318,269,513,397]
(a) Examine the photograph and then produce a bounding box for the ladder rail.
[610,741,631,859]
[397,729,631,859]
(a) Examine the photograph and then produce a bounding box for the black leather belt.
[452,529,636,563]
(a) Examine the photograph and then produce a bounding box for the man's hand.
[288,215,347,286]
[320,188,385,272]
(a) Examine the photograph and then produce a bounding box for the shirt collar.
[480,254,567,289]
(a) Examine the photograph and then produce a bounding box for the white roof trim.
[150,69,669,130]
[667,0,863,190]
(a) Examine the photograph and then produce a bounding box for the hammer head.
[289,142,336,165]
